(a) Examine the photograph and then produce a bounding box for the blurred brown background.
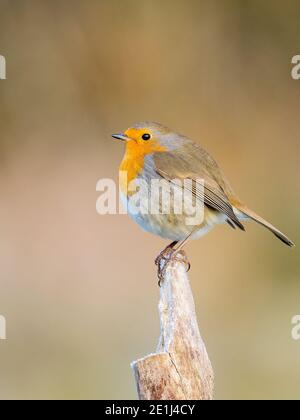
[0,0,299,400]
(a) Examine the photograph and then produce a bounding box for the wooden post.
[131,254,214,400]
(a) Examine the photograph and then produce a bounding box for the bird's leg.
[155,241,178,287]
[155,241,178,267]
[170,235,192,273]
[156,235,193,286]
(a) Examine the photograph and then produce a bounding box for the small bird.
[113,122,294,282]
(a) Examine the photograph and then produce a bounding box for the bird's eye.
[142,133,151,141]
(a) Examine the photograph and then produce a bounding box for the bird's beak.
[112,133,129,141]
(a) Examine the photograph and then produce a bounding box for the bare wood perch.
[131,254,214,400]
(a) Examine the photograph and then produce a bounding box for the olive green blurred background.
[0,0,299,400]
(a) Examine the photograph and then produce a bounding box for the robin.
[112,122,294,283]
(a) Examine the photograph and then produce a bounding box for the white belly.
[121,191,229,241]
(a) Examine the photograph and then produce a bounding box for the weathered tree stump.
[131,255,214,400]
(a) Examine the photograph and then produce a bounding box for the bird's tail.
[232,200,295,247]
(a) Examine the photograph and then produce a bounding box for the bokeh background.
[0,0,299,400]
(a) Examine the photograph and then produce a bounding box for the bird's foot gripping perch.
[155,243,191,287]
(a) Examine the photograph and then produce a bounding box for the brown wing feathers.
[155,165,245,231]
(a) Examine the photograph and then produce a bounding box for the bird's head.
[112,121,179,156]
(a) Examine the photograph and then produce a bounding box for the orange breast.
[119,139,166,195]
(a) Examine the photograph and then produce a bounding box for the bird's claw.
[155,249,191,287]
